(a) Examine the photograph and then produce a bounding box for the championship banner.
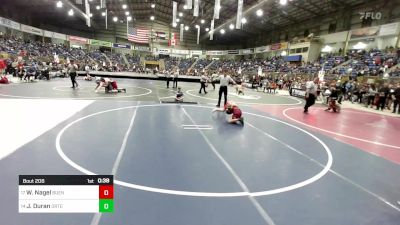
[153,31,167,40]
[0,16,20,30]
[20,25,43,36]
[236,0,243,29]
[69,36,89,44]
[196,27,200,44]
[379,23,399,36]
[85,0,91,27]
[186,0,192,9]
[113,43,131,49]
[193,0,199,17]
[210,19,214,40]
[43,30,54,38]
[89,39,112,47]
[180,24,184,42]
[213,0,220,19]
[53,32,67,40]
[350,27,379,39]
[318,70,325,82]
[172,1,177,25]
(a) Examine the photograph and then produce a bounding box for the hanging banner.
[0,16,20,30]
[180,24,184,42]
[197,27,200,45]
[270,42,288,51]
[172,49,189,55]
[169,33,178,46]
[113,43,131,49]
[43,30,54,38]
[206,50,226,55]
[186,0,192,9]
[350,26,379,39]
[236,0,243,29]
[100,0,106,8]
[190,50,202,55]
[85,0,91,27]
[89,39,112,47]
[214,0,220,19]
[105,9,108,30]
[53,32,67,40]
[69,36,89,44]
[241,49,254,55]
[154,31,167,40]
[172,1,177,25]
[379,23,399,36]
[158,49,171,54]
[20,25,43,36]
[193,0,199,17]
[133,46,150,51]
[227,50,239,55]
[210,19,214,40]
[255,46,270,53]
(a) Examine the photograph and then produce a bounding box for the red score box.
[99,185,114,199]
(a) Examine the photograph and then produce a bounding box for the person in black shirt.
[393,84,400,114]
[325,86,340,112]
[377,83,389,111]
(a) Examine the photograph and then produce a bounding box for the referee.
[216,72,235,107]
[304,78,319,113]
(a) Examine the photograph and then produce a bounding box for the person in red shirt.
[213,101,244,125]
[0,59,9,84]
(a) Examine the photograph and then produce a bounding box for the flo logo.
[360,12,382,20]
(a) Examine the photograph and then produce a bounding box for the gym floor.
[0,77,399,225]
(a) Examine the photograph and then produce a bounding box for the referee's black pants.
[70,72,78,88]
[199,82,207,94]
[304,93,316,112]
[217,86,228,107]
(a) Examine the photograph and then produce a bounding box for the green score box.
[99,199,114,213]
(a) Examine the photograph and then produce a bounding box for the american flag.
[127,27,150,44]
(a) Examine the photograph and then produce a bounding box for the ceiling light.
[321,45,332,53]
[96,5,100,10]
[68,9,74,16]
[279,0,287,5]
[195,24,200,28]
[281,50,287,56]
[122,4,127,9]
[125,11,130,15]
[178,12,183,17]
[205,27,209,32]
[172,22,177,27]
[56,1,63,8]
[220,29,225,34]
[89,13,93,18]
[176,18,180,22]
[241,18,247,24]
[256,9,263,17]
[127,16,132,21]
[184,25,189,31]
[183,5,187,9]
[150,16,155,21]
[229,24,234,30]
[113,16,118,22]
[200,19,205,24]
[151,3,155,8]
[101,12,106,16]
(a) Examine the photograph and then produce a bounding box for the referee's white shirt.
[219,75,233,87]
[306,81,317,95]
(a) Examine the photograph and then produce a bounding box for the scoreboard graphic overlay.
[19,175,114,213]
